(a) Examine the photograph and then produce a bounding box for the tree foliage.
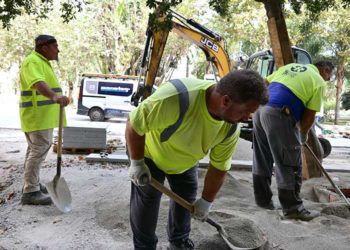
[146,0,182,32]
[289,0,350,18]
[0,0,150,95]
[0,0,84,29]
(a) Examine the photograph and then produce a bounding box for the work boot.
[168,238,194,250]
[21,191,52,205]
[278,188,303,211]
[40,183,48,194]
[283,207,320,221]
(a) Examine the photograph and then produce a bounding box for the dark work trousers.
[130,157,198,250]
[252,106,303,212]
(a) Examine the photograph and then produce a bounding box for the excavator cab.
[245,46,312,77]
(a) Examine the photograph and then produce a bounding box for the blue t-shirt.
[267,82,305,121]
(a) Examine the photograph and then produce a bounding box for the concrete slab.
[85,153,255,171]
[86,152,129,164]
[85,152,350,173]
[63,126,107,149]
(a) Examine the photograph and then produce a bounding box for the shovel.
[149,178,266,250]
[46,106,72,213]
[304,143,350,208]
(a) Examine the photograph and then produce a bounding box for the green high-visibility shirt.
[129,78,240,174]
[266,63,326,112]
[19,51,66,132]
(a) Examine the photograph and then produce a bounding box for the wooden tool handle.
[57,106,63,157]
[150,178,194,213]
[56,106,64,177]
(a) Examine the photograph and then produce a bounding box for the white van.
[77,74,139,121]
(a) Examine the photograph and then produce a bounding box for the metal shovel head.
[46,177,72,213]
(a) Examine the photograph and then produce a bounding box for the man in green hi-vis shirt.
[19,35,70,206]
[252,61,334,221]
[125,70,269,250]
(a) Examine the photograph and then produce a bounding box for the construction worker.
[252,61,335,221]
[125,70,268,250]
[19,35,70,205]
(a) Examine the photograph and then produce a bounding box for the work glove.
[128,159,151,186]
[193,198,212,222]
[300,132,308,145]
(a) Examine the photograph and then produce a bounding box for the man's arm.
[193,164,226,221]
[299,108,316,134]
[125,117,151,186]
[202,165,227,202]
[125,118,145,160]
[34,81,70,106]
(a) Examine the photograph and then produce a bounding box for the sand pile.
[1,144,350,249]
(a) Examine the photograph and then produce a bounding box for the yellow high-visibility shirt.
[19,51,66,132]
[266,63,326,112]
[129,78,239,174]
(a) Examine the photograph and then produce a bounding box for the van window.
[85,80,98,94]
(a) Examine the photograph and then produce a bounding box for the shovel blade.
[46,177,72,213]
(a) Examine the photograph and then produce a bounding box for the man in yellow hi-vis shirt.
[19,35,70,205]
[125,71,269,250]
[252,61,334,221]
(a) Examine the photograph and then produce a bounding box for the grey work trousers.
[130,158,198,250]
[252,106,303,210]
[23,129,53,193]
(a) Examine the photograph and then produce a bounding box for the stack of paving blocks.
[63,126,107,150]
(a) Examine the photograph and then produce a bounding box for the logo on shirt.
[290,65,307,72]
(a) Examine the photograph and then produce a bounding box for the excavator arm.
[131,10,231,106]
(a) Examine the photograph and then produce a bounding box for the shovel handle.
[304,143,350,207]
[150,178,194,213]
[56,106,64,177]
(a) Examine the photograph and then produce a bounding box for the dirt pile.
[1,128,350,249]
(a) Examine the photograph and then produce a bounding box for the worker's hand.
[193,198,212,222]
[53,95,70,107]
[300,132,308,145]
[128,159,151,186]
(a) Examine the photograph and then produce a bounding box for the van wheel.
[89,108,104,121]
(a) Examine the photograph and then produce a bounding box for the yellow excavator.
[131,8,331,158]
[130,9,231,107]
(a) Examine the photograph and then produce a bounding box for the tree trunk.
[334,62,345,125]
[259,0,294,67]
[301,128,323,179]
